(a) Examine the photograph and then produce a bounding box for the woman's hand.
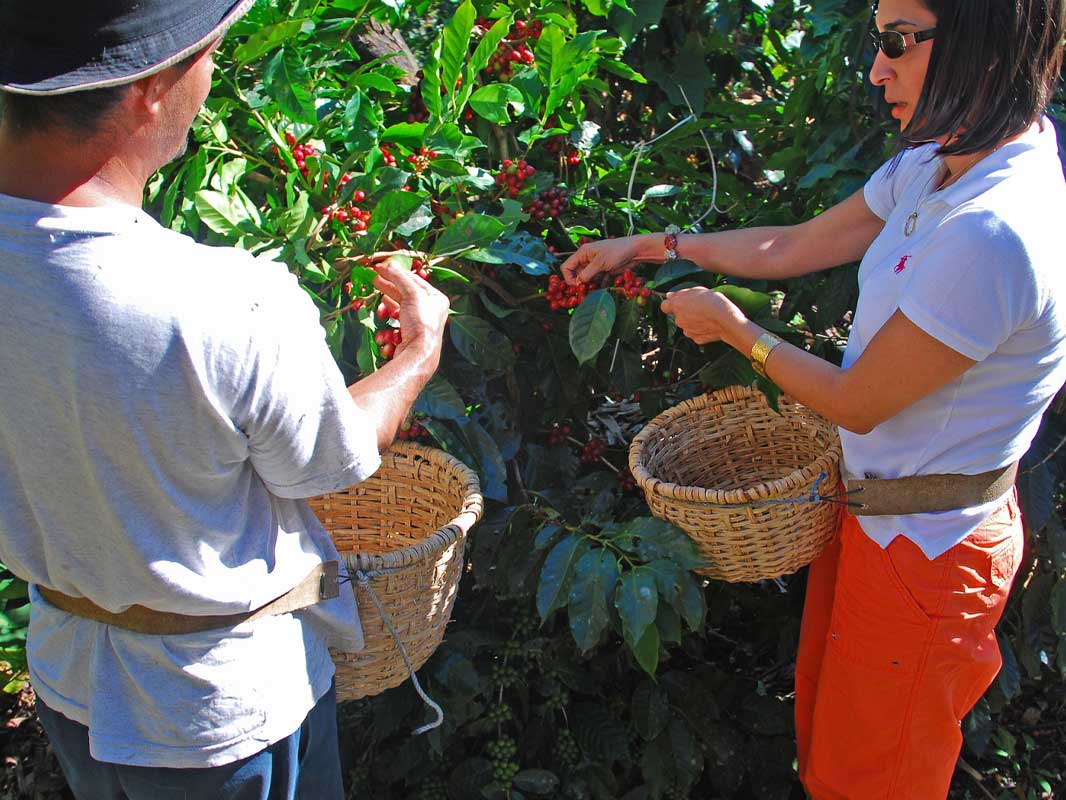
[560,234,658,285]
[660,287,748,345]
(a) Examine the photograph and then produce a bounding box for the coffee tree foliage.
[3,0,1065,796]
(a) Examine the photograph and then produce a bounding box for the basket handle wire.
[342,566,445,735]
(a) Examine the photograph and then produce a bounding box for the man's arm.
[347,259,450,452]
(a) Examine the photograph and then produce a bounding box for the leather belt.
[845,463,1018,517]
[36,561,341,635]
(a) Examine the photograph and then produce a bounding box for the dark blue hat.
[0,0,254,96]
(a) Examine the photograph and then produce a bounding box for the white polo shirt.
[0,194,382,767]
[840,118,1066,559]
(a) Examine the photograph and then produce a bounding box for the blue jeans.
[35,682,344,800]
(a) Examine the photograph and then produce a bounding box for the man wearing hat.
[0,2,450,796]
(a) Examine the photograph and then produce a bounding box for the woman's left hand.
[660,287,747,345]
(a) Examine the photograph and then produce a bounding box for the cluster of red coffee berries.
[479,19,541,81]
[547,423,573,446]
[321,186,372,232]
[617,467,638,492]
[410,257,430,281]
[484,43,535,80]
[494,159,536,198]
[613,269,651,302]
[380,144,398,167]
[546,275,591,310]
[274,132,317,177]
[406,146,438,175]
[374,326,402,360]
[396,418,429,441]
[405,90,429,124]
[524,187,569,221]
[565,149,582,165]
[580,439,607,464]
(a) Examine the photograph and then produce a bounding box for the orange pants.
[795,494,1023,799]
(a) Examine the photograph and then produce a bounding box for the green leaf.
[433,214,508,257]
[1052,577,1066,639]
[466,231,552,276]
[440,0,476,116]
[277,191,311,239]
[598,58,648,83]
[631,623,660,676]
[469,83,526,125]
[449,314,516,371]
[569,289,616,365]
[194,190,252,235]
[0,580,26,603]
[617,518,706,571]
[467,16,513,79]
[262,48,316,124]
[651,259,703,287]
[676,573,706,631]
[414,375,466,421]
[537,535,589,620]
[380,121,428,149]
[646,559,684,602]
[615,568,658,647]
[632,679,671,740]
[642,184,682,201]
[714,284,773,319]
[568,548,620,652]
[513,769,561,796]
[455,418,508,502]
[367,191,425,240]
[234,19,304,63]
[996,631,1021,701]
[641,719,703,795]
[352,73,401,95]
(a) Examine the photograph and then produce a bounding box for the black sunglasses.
[869,27,936,58]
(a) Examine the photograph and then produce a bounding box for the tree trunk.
[349,18,420,85]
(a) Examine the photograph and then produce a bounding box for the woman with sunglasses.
[561,0,1066,796]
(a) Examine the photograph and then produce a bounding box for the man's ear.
[129,66,185,118]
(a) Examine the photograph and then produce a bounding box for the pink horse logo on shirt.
[894,256,910,273]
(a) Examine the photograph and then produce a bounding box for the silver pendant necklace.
[904,151,988,237]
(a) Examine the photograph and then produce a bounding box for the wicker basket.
[307,442,482,702]
[628,385,842,583]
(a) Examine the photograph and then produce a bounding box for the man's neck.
[0,124,146,208]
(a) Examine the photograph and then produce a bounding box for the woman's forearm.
[632,227,805,280]
[630,188,884,281]
[718,318,872,434]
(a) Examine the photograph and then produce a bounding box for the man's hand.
[660,287,747,345]
[347,255,450,452]
[370,255,450,359]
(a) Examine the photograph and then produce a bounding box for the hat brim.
[0,0,256,96]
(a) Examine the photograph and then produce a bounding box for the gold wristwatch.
[750,332,783,378]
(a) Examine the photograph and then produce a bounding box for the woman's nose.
[868,49,895,87]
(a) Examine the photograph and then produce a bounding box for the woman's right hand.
[559,233,659,285]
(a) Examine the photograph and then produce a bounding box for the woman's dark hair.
[903,0,1066,155]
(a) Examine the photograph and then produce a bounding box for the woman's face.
[869,0,938,131]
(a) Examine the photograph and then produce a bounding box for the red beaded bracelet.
[664,231,679,261]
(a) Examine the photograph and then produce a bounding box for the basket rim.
[323,441,484,575]
[627,384,841,506]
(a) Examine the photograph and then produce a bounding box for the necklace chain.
[903,152,987,237]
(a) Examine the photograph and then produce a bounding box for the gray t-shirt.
[0,193,381,767]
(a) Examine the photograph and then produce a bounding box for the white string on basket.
[342,566,445,735]
[624,84,725,236]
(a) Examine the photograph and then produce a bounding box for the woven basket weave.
[628,385,841,583]
[307,442,482,702]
